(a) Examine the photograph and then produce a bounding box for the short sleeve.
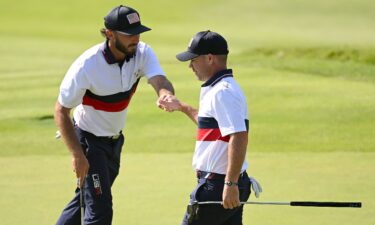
[58,61,90,108]
[212,87,248,136]
[142,45,165,79]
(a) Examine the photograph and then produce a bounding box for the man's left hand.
[222,185,240,209]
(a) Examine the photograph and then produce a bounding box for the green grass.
[0,0,374,224]
[0,153,373,225]
[236,47,375,82]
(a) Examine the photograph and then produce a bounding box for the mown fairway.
[1,153,374,225]
[0,0,374,224]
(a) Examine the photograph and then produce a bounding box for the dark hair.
[100,28,107,38]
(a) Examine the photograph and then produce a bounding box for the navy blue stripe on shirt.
[198,117,219,129]
[198,117,249,131]
[197,117,249,142]
[197,117,228,142]
[82,79,140,112]
[85,79,139,103]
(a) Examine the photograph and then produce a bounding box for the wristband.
[224,181,238,186]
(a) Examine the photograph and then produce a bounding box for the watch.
[224,181,238,186]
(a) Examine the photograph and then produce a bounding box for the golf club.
[193,201,362,208]
[77,179,85,225]
[187,200,361,223]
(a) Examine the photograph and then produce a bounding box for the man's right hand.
[72,154,89,188]
[55,101,90,188]
[157,95,182,112]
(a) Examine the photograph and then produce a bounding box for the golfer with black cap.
[159,30,261,225]
[55,5,175,225]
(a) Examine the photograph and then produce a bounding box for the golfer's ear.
[105,29,115,39]
[207,54,214,65]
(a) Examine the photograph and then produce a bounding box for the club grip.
[290,201,361,208]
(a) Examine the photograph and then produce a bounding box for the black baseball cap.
[176,30,229,62]
[104,5,151,35]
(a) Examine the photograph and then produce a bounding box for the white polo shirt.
[58,41,165,136]
[193,69,249,174]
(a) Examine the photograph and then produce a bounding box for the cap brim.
[176,51,199,62]
[117,25,151,35]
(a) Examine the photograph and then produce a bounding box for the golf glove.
[249,177,262,198]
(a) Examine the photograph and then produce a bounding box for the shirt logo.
[134,69,141,79]
[127,13,140,24]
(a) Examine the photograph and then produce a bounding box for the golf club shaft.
[197,201,362,208]
[79,188,85,225]
[80,188,84,225]
[290,201,362,208]
[78,179,85,225]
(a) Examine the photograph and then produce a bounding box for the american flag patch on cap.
[127,13,140,24]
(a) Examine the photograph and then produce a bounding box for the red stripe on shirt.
[82,95,133,112]
[82,79,139,112]
[196,128,230,142]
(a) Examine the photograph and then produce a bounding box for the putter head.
[187,201,200,224]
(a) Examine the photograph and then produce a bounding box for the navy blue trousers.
[182,172,251,225]
[56,127,124,225]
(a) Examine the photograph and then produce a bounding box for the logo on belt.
[92,174,102,195]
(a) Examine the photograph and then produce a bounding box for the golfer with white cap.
[55,5,175,225]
